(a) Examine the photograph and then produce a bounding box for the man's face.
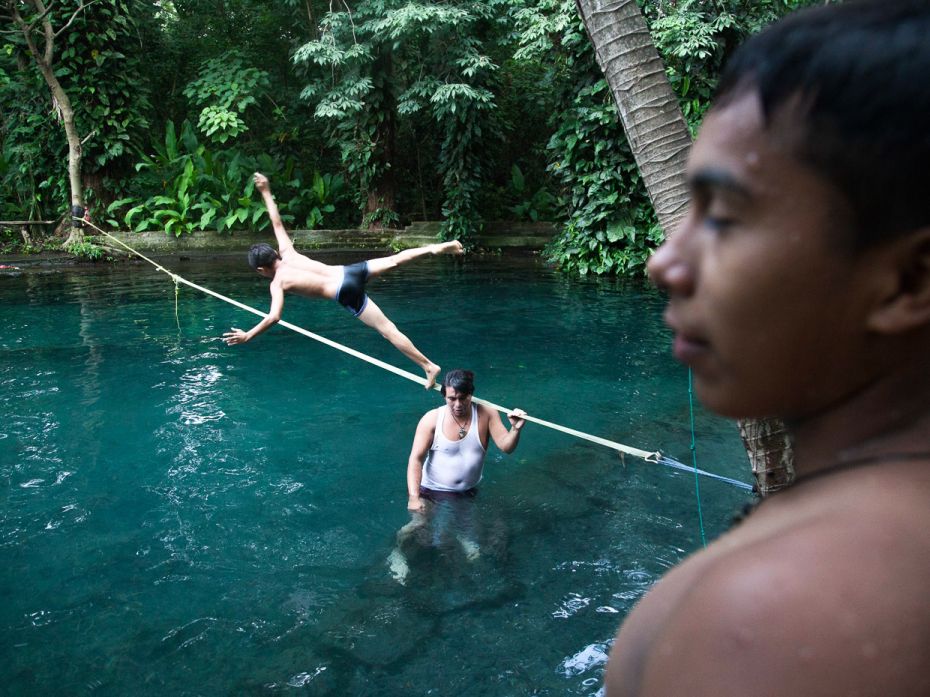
[444,387,472,418]
[647,91,881,420]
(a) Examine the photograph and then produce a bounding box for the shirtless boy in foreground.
[606,2,930,695]
[223,173,463,389]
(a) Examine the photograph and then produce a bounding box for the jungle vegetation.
[1,0,824,274]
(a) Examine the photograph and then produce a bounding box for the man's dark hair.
[441,369,475,396]
[715,0,930,249]
[248,243,280,270]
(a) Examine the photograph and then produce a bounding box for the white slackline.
[88,224,752,491]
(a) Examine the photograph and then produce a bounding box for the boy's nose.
[647,233,695,297]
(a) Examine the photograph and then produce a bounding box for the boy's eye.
[704,215,734,231]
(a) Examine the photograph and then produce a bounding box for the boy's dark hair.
[715,0,930,249]
[248,243,280,270]
[441,369,475,396]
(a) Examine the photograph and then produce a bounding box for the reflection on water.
[170,355,227,426]
[0,256,751,695]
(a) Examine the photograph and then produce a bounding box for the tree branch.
[53,0,102,39]
[28,0,57,65]
[17,0,56,35]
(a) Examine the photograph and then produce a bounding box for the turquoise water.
[1,254,752,695]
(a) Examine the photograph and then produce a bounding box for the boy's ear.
[867,227,930,334]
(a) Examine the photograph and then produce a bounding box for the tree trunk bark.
[575,0,793,495]
[54,77,85,248]
[364,46,398,230]
[574,0,692,236]
[13,0,86,247]
[738,418,795,496]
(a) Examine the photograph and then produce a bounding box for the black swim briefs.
[336,261,370,316]
[419,486,478,503]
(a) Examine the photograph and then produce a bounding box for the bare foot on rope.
[425,362,441,390]
[432,240,464,255]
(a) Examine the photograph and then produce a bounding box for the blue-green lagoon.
[1,254,752,695]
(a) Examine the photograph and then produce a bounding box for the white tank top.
[420,404,487,492]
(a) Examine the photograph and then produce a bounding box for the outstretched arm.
[254,172,294,257]
[406,411,436,512]
[487,405,525,453]
[223,281,285,345]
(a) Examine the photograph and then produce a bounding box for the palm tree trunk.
[575,0,793,495]
[574,0,691,235]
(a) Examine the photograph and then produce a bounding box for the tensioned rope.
[86,222,752,492]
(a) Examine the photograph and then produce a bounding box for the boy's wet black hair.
[715,0,930,249]
[248,243,280,270]
[441,369,475,396]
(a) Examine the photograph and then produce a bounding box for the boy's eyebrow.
[688,167,753,201]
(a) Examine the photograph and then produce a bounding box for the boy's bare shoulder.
[621,473,930,696]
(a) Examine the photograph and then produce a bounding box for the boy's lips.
[664,312,710,365]
[672,333,710,364]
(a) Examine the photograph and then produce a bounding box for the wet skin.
[647,93,887,421]
[606,91,930,697]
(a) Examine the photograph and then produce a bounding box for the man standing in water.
[606,2,930,695]
[388,369,526,583]
[223,173,463,389]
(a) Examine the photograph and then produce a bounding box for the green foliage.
[437,99,489,241]
[2,0,824,271]
[107,120,259,236]
[278,169,347,230]
[183,51,271,144]
[295,0,505,238]
[0,226,20,254]
[66,241,107,261]
[508,164,557,222]
[107,121,346,236]
[545,78,660,275]
[58,0,155,169]
[510,0,824,277]
[0,0,155,236]
[0,63,57,224]
[363,204,401,231]
[644,0,830,132]
[513,0,660,276]
[295,9,400,220]
[547,216,665,276]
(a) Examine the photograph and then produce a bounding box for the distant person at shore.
[605,2,930,696]
[388,369,526,583]
[223,173,463,389]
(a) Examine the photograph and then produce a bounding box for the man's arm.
[223,280,285,345]
[486,405,525,453]
[406,411,436,512]
[254,172,294,257]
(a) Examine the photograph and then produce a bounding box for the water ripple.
[560,641,610,677]
[552,592,592,619]
[286,667,328,688]
[159,617,217,654]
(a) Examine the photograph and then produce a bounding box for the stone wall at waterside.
[91,221,556,255]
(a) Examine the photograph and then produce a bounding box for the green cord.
[688,368,708,548]
[173,276,180,331]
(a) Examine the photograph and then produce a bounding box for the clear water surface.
[0,253,753,695]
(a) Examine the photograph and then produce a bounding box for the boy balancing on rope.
[605,2,930,696]
[223,173,463,389]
